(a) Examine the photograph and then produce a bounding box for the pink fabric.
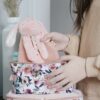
[43,42,60,64]
[18,19,59,64]
[7,91,83,100]
[18,37,30,62]
[22,36,44,63]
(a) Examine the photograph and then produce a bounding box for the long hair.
[70,0,93,31]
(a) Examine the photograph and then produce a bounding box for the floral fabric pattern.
[10,63,73,94]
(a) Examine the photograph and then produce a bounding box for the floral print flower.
[10,63,73,94]
[23,66,32,74]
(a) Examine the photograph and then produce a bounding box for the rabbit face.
[19,19,47,38]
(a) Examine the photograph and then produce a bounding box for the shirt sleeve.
[86,56,100,80]
[64,34,80,56]
[95,55,100,80]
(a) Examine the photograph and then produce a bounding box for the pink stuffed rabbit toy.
[6,18,59,64]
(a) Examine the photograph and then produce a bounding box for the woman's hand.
[41,32,69,51]
[45,55,87,91]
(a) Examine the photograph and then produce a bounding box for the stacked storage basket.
[6,19,83,100]
[7,62,83,100]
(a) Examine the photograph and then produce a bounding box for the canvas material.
[7,90,83,100]
[10,62,73,94]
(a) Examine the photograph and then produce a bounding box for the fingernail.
[45,80,52,86]
[51,85,57,89]
[48,84,56,89]
[45,76,49,80]
[47,85,52,89]
[56,88,62,91]
[61,62,66,65]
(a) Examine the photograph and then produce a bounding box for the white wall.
[0,1,8,97]
[20,0,50,31]
[0,24,3,97]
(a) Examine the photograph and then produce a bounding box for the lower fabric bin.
[6,90,83,100]
[10,62,74,94]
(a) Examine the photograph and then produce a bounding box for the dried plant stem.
[4,0,22,17]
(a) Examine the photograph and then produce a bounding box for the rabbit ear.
[6,24,18,47]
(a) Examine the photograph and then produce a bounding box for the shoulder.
[91,0,100,8]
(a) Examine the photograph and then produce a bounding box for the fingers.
[61,82,73,91]
[49,73,65,85]
[53,78,70,89]
[41,34,53,42]
[60,55,76,62]
[41,32,62,42]
[46,68,63,79]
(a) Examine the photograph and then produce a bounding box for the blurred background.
[0,0,74,99]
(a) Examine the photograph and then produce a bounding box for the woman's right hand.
[41,32,70,51]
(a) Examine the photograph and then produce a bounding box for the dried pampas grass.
[4,0,22,17]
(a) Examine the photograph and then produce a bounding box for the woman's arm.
[42,32,80,56]
[86,56,100,80]
[64,34,80,56]
[45,55,100,90]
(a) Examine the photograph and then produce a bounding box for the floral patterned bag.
[10,62,73,94]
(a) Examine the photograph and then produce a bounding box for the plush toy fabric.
[6,18,59,64]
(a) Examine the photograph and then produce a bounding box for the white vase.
[2,17,20,99]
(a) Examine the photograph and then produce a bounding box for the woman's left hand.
[45,55,87,91]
